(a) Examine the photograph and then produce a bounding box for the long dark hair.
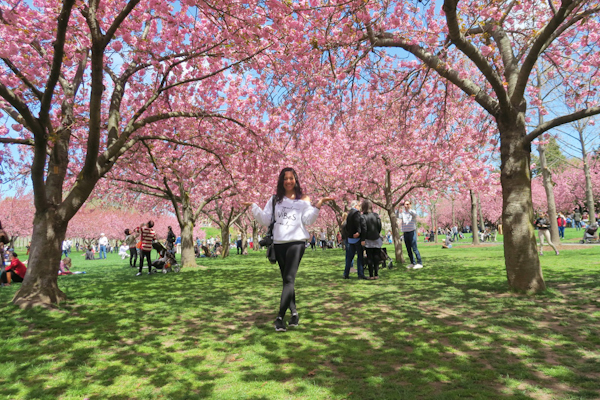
[361,199,373,214]
[275,167,303,203]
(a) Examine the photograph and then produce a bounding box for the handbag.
[265,195,277,264]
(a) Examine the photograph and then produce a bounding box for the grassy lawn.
[0,236,599,399]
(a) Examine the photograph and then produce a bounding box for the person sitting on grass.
[1,252,27,286]
[442,234,452,249]
[83,246,95,260]
[118,243,129,259]
[58,257,73,275]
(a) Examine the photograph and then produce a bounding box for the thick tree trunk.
[470,190,480,245]
[13,210,67,308]
[220,226,230,258]
[500,120,545,293]
[538,144,560,243]
[387,208,405,264]
[179,216,197,269]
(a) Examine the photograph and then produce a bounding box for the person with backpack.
[343,200,367,280]
[362,200,382,280]
[242,167,333,332]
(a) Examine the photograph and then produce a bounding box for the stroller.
[379,248,394,269]
[152,242,181,273]
[580,223,599,244]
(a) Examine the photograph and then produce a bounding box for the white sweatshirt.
[252,196,320,244]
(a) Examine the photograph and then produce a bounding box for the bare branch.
[525,106,600,144]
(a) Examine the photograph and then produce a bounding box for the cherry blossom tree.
[0,190,35,246]
[293,0,600,292]
[0,0,275,307]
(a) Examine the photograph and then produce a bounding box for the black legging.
[129,247,138,268]
[274,241,305,319]
[139,250,152,273]
[1,270,24,284]
[365,248,381,278]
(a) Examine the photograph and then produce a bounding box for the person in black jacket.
[343,200,367,280]
[166,226,176,251]
[361,200,382,280]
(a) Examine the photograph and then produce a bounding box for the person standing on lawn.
[401,200,423,269]
[344,200,367,280]
[362,199,382,280]
[557,213,567,239]
[134,221,156,276]
[98,233,108,259]
[535,211,559,256]
[124,229,138,268]
[242,167,333,332]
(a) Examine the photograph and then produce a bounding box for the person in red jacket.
[1,252,27,286]
[557,213,567,239]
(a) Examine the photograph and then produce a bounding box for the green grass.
[0,237,599,399]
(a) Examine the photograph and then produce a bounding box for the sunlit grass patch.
[0,243,598,399]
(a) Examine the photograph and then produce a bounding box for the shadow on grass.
[0,247,598,399]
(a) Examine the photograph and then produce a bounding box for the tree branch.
[525,106,600,144]
[39,0,76,125]
[369,30,500,116]
[0,137,35,146]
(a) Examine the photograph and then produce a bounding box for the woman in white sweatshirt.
[243,167,333,332]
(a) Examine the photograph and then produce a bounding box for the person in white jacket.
[242,167,333,332]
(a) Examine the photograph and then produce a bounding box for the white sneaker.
[413,264,423,269]
[406,264,414,269]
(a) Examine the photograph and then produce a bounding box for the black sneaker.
[274,317,286,332]
[289,314,299,327]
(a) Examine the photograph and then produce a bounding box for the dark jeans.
[365,248,381,277]
[274,241,305,318]
[129,247,138,267]
[139,250,152,273]
[344,241,365,278]
[558,226,565,238]
[403,231,422,265]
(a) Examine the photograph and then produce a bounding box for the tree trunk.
[241,229,248,255]
[538,144,560,243]
[252,220,260,251]
[579,130,597,230]
[387,208,405,264]
[470,190,480,245]
[220,225,230,258]
[430,204,438,243]
[13,210,67,308]
[499,120,545,293]
[179,214,197,269]
[477,193,485,232]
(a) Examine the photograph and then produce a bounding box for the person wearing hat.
[98,233,109,259]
